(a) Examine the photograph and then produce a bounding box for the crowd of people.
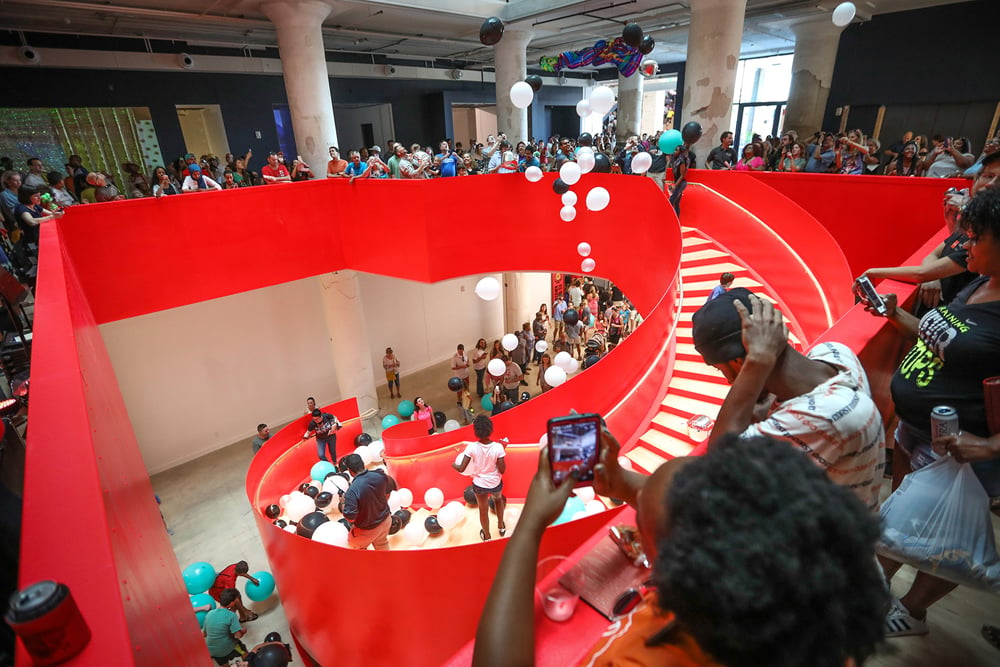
[704,128,1000,178]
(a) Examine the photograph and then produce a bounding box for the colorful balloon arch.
[539,36,642,77]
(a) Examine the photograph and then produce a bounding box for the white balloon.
[554,351,573,370]
[559,161,581,186]
[586,187,610,211]
[567,357,580,373]
[475,276,501,301]
[488,358,507,376]
[631,151,652,174]
[424,487,445,510]
[437,505,459,530]
[561,191,578,207]
[322,478,339,495]
[331,475,350,493]
[388,490,401,512]
[581,258,596,273]
[284,524,298,533]
[589,86,616,115]
[355,444,373,466]
[574,486,596,503]
[279,494,290,508]
[403,520,426,546]
[585,499,606,515]
[544,365,568,387]
[560,206,577,222]
[443,419,460,432]
[312,520,349,547]
[524,165,543,183]
[509,81,534,109]
[832,1,856,27]
[535,340,548,353]
[576,99,591,117]
[369,439,385,458]
[310,480,322,490]
[501,333,519,351]
[576,149,596,174]
[577,242,591,257]
[397,487,414,508]
[285,494,315,523]
[618,455,633,470]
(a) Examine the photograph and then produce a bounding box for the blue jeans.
[896,420,1000,496]
[316,435,337,463]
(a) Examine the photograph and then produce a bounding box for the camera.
[547,413,602,486]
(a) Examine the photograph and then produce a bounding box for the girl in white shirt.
[453,414,506,541]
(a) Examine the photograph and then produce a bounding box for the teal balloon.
[245,571,276,602]
[382,414,402,429]
[310,461,337,482]
[190,593,216,627]
[480,396,493,411]
[552,496,587,526]
[182,561,217,595]
[397,400,416,418]
[658,129,683,154]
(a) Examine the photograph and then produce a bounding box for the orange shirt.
[577,594,720,667]
[327,158,348,176]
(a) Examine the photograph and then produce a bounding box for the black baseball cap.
[691,288,755,365]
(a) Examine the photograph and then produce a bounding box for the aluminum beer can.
[4,581,91,665]
[931,405,960,438]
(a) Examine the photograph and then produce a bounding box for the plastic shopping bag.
[877,455,1000,593]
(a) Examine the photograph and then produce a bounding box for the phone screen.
[547,414,601,485]
[853,276,887,315]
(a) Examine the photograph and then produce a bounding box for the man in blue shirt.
[806,133,836,173]
[342,453,392,550]
[344,151,368,178]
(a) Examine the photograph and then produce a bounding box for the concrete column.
[262,0,338,174]
[682,0,748,161]
[493,29,533,144]
[617,70,644,143]
[318,271,378,417]
[784,17,846,137]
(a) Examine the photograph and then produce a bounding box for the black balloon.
[592,153,612,173]
[681,121,703,143]
[578,132,593,146]
[552,178,569,195]
[264,504,280,519]
[447,376,464,392]
[253,644,291,667]
[298,482,310,493]
[434,410,447,428]
[622,23,644,48]
[354,432,372,447]
[638,35,655,55]
[304,485,319,498]
[463,485,479,506]
[314,491,334,509]
[498,400,515,413]
[563,308,580,326]
[296,511,329,538]
[424,515,443,535]
[479,17,504,46]
[389,508,411,535]
[525,74,543,92]
[274,519,287,528]
[264,632,283,644]
[519,391,531,402]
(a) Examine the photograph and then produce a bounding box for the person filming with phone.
[472,425,889,667]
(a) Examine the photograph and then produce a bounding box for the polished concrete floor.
[152,355,1000,666]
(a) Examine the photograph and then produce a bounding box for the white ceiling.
[0,0,974,68]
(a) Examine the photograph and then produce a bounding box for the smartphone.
[853,276,887,315]
[547,413,602,485]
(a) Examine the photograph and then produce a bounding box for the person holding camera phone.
[922,134,975,178]
[472,427,888,667]
[834,130,869,175]
[453,414,506,541]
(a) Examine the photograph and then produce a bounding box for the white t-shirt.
[463,440,505,488]
[742,341,885,511]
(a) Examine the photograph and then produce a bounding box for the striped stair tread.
[625,446,668,474]
[683,278,764,293]
[638,428,697,459]
[681,248,731,263]
[671,359,724,379]
[681,235,713,248]
[660,393,722,418]
[662,376,730,401]
[649,413,716,443]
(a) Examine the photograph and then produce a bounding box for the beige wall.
[503,272,553,335]
[100,271,527,474]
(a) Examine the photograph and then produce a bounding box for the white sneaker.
[885,599,928,638]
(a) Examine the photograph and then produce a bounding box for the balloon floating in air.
[681,121,703,144]
[561,191,578,207]
[586,187,610,212]
[524,165,543,182]
[638,35,655,55]
[592,153,612,173]
[475,276,501,301]
[509,81,534,109]
[576,148,596,174]
[589,86,616,115]
[544,365,568,388]
[577,242,591,257]
[622,23,644,48]
[578,132,593,146]
[502,333,519,351]
[631,151,652,174]
[559,161,581,186]
[535,340,548,353]
[525,74,543,92]
[581,258,596,273]
[563,309,579,326]
[640,59,658,78]
[832,2,856,27]
[487,358,506,377]
[576,99,592,117]
[658,129,683,154]
[479,17,505,45]
[447,376,464,392]
[560,206,577,222]
[552,178,569,195]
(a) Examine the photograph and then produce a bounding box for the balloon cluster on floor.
[182,561,276,626]
[538,23,654,77]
